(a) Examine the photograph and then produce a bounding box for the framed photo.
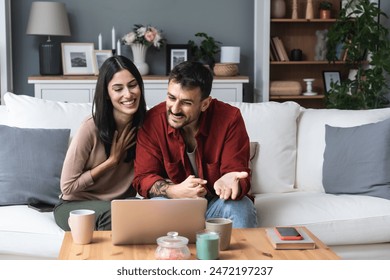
[166,44,191,74]
[94,50,112,75]
[61,43,96,75]
[323,71,341,93]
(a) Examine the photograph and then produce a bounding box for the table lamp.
[214,46,240,76]
[26,1,71,75]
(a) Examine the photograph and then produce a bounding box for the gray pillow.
[323,118,390,199]
[0,125,70,205]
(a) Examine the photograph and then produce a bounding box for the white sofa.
[1,92,390,260]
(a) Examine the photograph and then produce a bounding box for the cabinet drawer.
[41,89,91,103]
[211,88,239,102]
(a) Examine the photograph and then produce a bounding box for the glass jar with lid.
[155,231,191,260]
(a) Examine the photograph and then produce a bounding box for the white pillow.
[229,101,301,194]
[4,92,92,139]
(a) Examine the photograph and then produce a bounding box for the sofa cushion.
[296,107,390,192]
[229,101,301,194]
[0,125,70,205]
[323,118,390,199]
[254,192,390,246]
[4,92,92,140]
[0,205,64,259]
[0,105,10,125]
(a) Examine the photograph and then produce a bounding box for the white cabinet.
[28,75,249,107]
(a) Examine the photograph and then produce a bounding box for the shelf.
[270,61,345,65]
[270,95,325,100]
[271,19,337,23]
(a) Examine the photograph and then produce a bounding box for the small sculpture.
[303,78,317,96]
[314,29,328,61]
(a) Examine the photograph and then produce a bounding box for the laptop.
[111,198,207,245]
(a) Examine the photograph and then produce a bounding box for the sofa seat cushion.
[255,191,390,246]
[0,206,64,259]
[296,107,390,192]
[229,101,301,194]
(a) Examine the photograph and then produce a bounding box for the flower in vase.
[122,24,165,49]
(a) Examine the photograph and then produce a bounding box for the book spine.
[277,37,290,61]
[272,37,286,61]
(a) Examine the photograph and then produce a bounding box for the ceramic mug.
[68,209,95,245]
[205,218,233,250]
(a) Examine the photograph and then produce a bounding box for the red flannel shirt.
[133,99,251,199]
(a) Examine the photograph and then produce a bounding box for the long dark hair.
[92,55,147,161]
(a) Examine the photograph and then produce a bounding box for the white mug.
[68,209,95,245]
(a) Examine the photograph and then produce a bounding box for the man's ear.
[201,96,212,112]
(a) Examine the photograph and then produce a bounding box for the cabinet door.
[144,83,168,108]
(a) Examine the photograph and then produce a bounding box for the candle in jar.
[196,231,219,260]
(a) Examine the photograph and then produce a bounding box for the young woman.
[54,56,147,230]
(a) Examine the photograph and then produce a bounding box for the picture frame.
[166,44,191,75]
[61,43,96,75]
[94,50,112,75]
[322,71,341,93]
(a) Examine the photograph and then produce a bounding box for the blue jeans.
[206,196,258,228]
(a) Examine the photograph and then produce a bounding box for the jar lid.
[156,232,189,248]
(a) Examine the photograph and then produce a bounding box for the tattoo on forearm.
[149,180,171,198]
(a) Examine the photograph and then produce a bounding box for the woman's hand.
[109,125,137,165]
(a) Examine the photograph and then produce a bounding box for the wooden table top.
[58,227,340,260]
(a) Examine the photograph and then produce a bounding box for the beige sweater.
[60,117,136,201]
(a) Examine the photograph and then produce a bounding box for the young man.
[133,61,257,228]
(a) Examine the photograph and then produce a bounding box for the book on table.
[265,227,316,250]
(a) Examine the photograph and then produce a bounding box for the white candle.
[98,33,102,50]
[117,40,121,56]
[112,27,116,50]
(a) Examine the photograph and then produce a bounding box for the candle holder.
[303,78,317,96]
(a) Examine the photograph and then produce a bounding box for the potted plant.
[188,32,221,68]
[319,1,332,19]
[325,0,390,109]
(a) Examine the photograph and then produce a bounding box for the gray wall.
[11,0,255,101]
[10,0,390,103]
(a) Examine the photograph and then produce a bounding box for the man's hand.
[149,175,207,198]
[167,175,208,198]
[214,171,248,200]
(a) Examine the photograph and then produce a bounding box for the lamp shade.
[26,2,71,36]
[220,46,240,63]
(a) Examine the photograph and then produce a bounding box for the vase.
[305,0,314,19]
[291,0,298,19]
[131,43,149,75]
[271,0,286,19]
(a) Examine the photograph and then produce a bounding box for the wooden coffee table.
[58,227,340,260]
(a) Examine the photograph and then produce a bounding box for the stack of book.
[265,227,316,250]
[270,36,290,62]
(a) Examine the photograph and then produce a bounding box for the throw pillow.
[0,125,70,206]
[229,101,301,194]
[322,118,390,199]
[4,92,92,139]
